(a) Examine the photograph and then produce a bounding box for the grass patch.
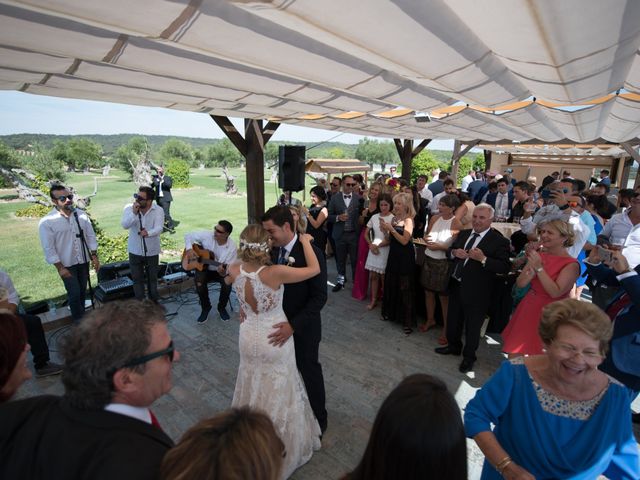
[0,167,287,307]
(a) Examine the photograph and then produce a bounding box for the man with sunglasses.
[121,186,165,301]
[0,299,177,480]
[38,184,99,322]
[327,175,364,291]
[184,220,237,323]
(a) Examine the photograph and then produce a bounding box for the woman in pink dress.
[502,219,580,356]
[352,183,380,300]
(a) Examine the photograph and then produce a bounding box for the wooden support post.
[393,138,432,182]
[211,115,280,223]
[450,140,480,183]
[621,142,640,189]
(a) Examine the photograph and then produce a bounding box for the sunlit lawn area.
[0,167,284,308]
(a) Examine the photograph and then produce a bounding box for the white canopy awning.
[2,0,640,142]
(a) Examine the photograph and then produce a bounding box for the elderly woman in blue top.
[465,299,639,480]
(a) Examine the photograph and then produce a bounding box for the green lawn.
[0,167,285,308]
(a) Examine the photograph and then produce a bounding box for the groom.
[262,206,328,433]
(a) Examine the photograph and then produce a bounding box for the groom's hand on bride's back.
[268,321,293,347]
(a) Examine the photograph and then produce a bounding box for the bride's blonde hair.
[238,224,272,266]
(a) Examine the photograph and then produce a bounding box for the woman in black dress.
[380,192,416,335]
[302,185,328,256]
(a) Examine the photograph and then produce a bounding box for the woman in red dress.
[502,219,580,356]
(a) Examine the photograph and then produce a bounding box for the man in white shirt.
[0,269,63,377]
[184,220,237,323]
[461,170,475,193]
[0,299,177,479]
[600,192,640,269]
[121,186,165,301]
[38,184,99,322]
[415,174,433,206]
[430,179,458,215]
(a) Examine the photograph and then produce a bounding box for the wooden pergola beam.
[211,115,280,223]
[210,115,247,157]
[393,138,432,182]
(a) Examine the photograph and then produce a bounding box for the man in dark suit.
[327,175,364,292]
[435,204,511,372]
[428,170,449,196]
[152,166,174,232]
[485,178,514,219]
[262,206,328,433]
[0,299,176,480]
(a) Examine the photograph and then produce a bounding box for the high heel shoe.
[419,321,436,333]
[438,334,448,345]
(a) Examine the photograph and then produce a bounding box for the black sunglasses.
[345,183,357,187]
[214,228,227,234]
[133,193,148,201]
[121,341,175,369]
[56,194,74,202]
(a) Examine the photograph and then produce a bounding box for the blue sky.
[0,91,454,149]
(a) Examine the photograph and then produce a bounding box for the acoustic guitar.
[181,244,223,272]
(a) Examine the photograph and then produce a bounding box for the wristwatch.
[535,266,544,273]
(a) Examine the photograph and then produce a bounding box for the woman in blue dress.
[465,299,639,479]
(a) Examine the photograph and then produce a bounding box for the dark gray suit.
[152,173,173,229]
[327,192,363,283]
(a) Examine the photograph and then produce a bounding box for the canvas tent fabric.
[2,0,640,142]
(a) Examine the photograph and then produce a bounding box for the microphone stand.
[138,210,153,300]
[73,208,95,311]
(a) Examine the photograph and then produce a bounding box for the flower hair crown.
[239,239,270,253]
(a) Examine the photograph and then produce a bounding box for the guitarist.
[184,220,237,323]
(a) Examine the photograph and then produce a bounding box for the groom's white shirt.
[281,233,298,259]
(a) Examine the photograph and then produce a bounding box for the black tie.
[451,232,480,281]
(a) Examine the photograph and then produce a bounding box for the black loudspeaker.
[278,145,306,192]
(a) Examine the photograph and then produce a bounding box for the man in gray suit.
[327,175,364,292]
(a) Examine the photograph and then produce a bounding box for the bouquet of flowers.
[386,177,400,192]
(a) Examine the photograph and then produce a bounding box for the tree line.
[0,134,483,187]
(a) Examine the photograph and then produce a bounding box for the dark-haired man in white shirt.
[38,184,99,322]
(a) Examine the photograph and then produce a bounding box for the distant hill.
[0,133,363,156]
[0,134,460,166]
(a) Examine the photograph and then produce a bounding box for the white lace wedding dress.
[232,265,321,479]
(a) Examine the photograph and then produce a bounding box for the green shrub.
[15,204,50,218]
[165,158,190,188]
[0,173,11,188]
[91,216,180,264]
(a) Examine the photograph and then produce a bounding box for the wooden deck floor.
[18,261,640,479]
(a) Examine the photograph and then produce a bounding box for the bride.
[226,225,321,479]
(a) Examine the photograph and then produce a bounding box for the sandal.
[403,326,413,335]
[419,321,436,333]
[366,302,378,310]
[438,335,448,345]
